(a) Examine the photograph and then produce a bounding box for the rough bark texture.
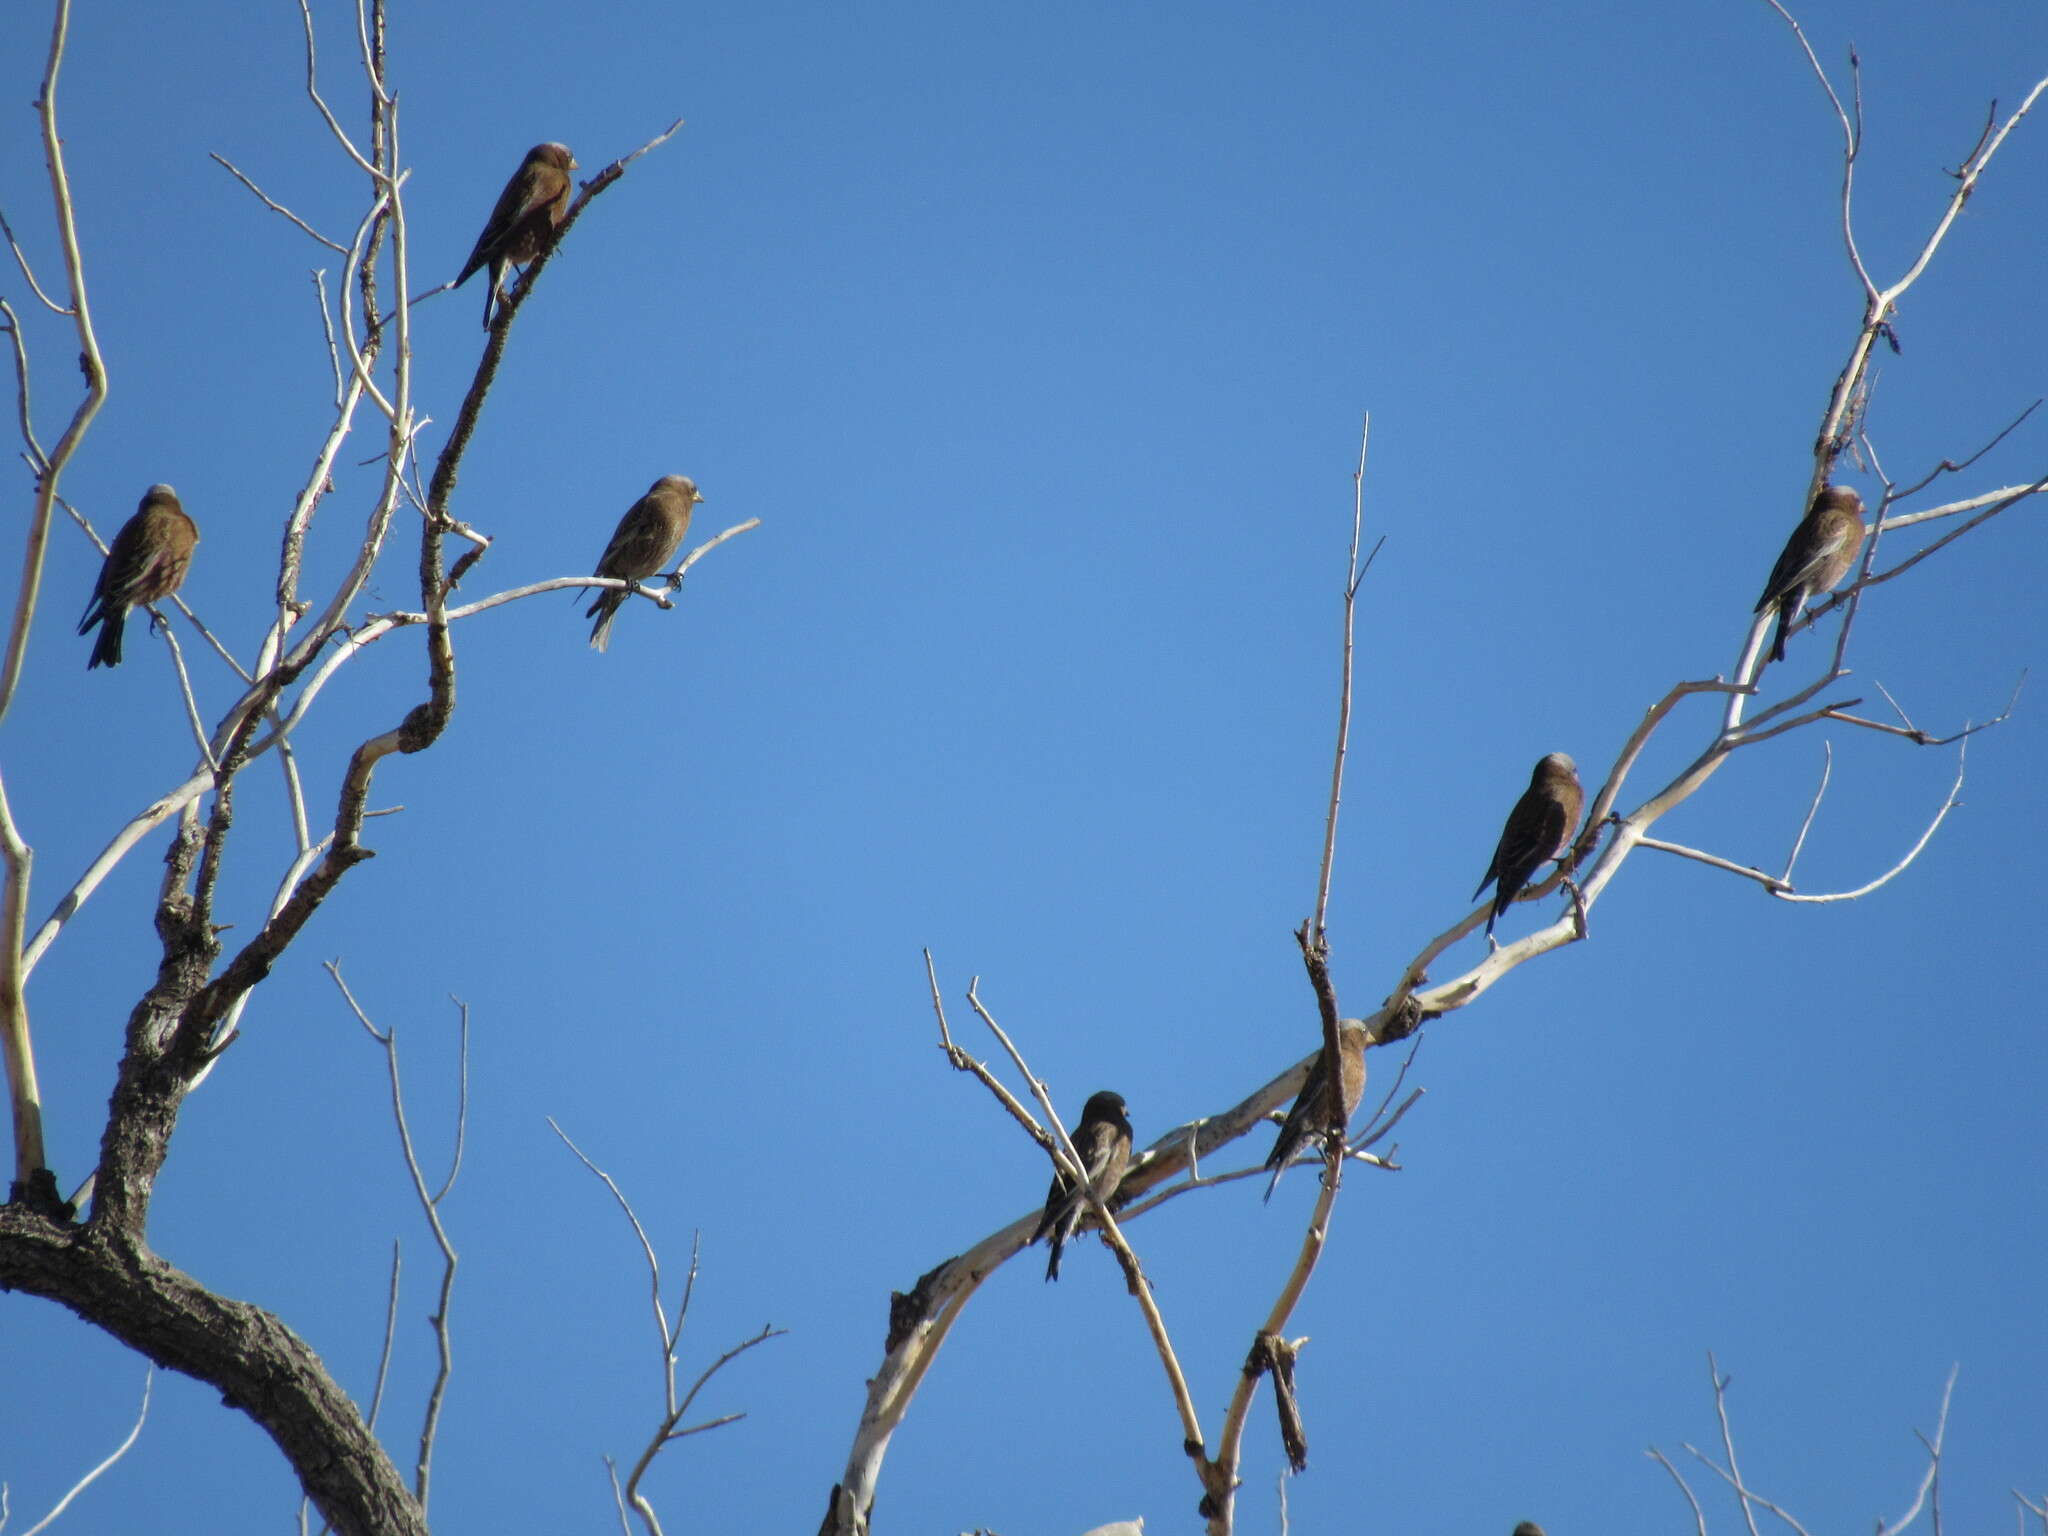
[0,1204,425,1536]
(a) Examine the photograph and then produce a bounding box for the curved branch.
[0,1211,425,1536]
[3,0,115,1203]
[1775,739,1969,903]
[14,1368,150,1536]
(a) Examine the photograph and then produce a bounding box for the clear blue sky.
[3,0,2044,1532]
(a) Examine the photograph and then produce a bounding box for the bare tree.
[816,23,2048,1536]
[0,3,755,1533]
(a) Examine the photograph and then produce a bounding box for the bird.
[1754,484,1867,665]
[79,484,197,670]
[1512,1524,1546,1536]
[1473,753,1584,943]
[585,476,702,650]
[454,142,577,329]
[1031,1090,1134,1282]
[1264,1020,1368,1202]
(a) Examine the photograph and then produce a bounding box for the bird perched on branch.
[1473,753,1584,943]
[1032,1090,1133,1282]
[1264,1020,1368,1202]
[586,475,702,651]
[454,142,576,329]
[1754,484,1867,665]
[79,484,197,670]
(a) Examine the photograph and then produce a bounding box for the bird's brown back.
[595,482,697,584]
[102,491,198,608]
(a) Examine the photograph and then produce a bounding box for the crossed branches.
[0,0,719,1532]
[818,20,2046,1532]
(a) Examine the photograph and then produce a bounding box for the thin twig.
[1646,1445,1710,1536]
[1709,1352,1764,1536]
[326,963,462,1512]
[549,1121,782,1536]
[1879,1365,1958,1536]
[1309,412,1372,937]
[209,153,348,252]
[363,1241,401,1434]
[16,1371,152,1536]
[923,951,1048,1144]
[0,207,72,315]
[1781,741,1832,883]
[1641,837,1793,893]
[1891,402,2041,500]
[1776,738,1968,903]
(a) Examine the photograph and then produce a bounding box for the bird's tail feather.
[1768,604,1793,664]
[86,609,124,669]
[587,594,621,652]
[1263,1161,1287,1204]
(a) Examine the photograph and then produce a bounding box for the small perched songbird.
[585,476,703,651]
[1032,1090,1134,1282]
[1474,753,1584,943]
[79,484,198,670]
[454,142,576,329]
[1755,484,1867,665]
[1264,1020,1368,1202]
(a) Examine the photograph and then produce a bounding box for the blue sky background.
[2,1,2044,1532]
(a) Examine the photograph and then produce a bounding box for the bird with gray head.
[586,476,703,651]
[1473,753,1584,945]
[80,484,198,670]
[455,142,577,329]
[1754,483,1867,666]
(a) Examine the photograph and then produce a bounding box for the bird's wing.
[456,161,556,285]
[1757,516,1852,611]
[1493,795,1569,883]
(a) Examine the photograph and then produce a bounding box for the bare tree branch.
[1878,1365,1957,1536]
[208,152,349,252]
[549,1122,783,1536]
[326,965,465,1510]
[1,0,113,1208]
[1647,1444,1711,1536]
[14,1369,151,1536]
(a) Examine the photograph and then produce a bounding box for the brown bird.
[79,484,197,670]
[454,142,576,329]
[1755,484,1867,665]
[1264,1020,1368,1202]
[1031,1090,1133,1282]
[1473,753,1584,943]
[586,476,702,651]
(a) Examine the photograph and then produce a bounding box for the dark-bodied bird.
[586,475,703,651]
[1755,484,1867,665]
[1474,753,1584,944]
[1512,1524,1547,1536]
[79,484,198,670]
[1031,1090,1133,1282]
[454,142,577,329]
[1264,1020,1368,1202]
